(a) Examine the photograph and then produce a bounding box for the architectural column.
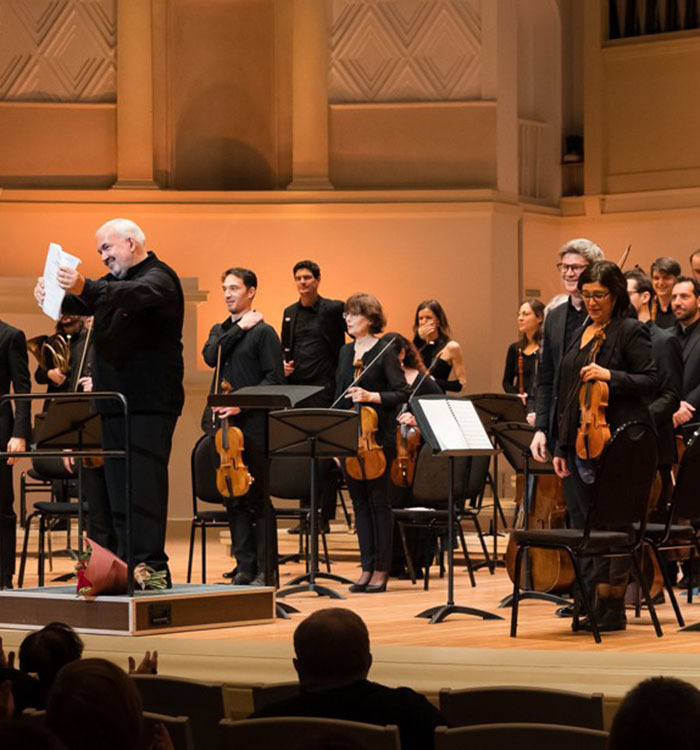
[113,0,157,188]
[287,0,333,190]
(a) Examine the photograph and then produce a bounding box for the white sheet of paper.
[419,399,492,452]
[41,242,81,320]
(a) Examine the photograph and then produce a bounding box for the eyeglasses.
[342,312,361,320]
[556,262,588,274]
[581,291,611,302]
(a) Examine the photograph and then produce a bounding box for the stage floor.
[6,525,700,706]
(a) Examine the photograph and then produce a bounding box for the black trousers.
[225,433,270,579]
[343,451,394,573]
[101,413,178,573]
[0,428,16,583]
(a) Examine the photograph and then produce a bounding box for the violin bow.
[616,244,632,271]
[331,336,397,408]
[407,344,449,404]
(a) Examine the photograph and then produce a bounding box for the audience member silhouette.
[252,607,447,750]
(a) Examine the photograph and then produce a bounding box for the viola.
[345,359,387,481]
[214,379,253,498]
[390,417,421,488]
[576,329,611,461]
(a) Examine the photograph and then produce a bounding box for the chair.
[186,434,229,583]
[392,444,480,590]
[438,686,604,730]
[132,674,224,750]
[219,717,400,750]
[142,712,194,750]
[509,422,659,643]
[434,723,608,750]
[642,426,700,626]
[20,454,78,526]
[249,680,300,713]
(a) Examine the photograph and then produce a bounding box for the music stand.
[491,421,569,608]
[269,408,358,599]
[207,385,323,618]
[468,393,526,569]
[411,395,504,624]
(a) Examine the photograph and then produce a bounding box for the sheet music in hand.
[414,397,495,455]
[42,242,82,321]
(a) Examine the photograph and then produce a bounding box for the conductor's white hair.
[96,218,146,246]
[558,237,604,263]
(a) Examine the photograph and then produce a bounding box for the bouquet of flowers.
[76,539,168,596]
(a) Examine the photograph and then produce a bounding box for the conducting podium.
[411,395,504,624]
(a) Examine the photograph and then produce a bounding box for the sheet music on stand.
[414,397,494,455]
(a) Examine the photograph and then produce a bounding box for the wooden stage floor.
[6,523,700,704]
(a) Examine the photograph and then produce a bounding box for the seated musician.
[502,298,544,425]
[553,260,656,632]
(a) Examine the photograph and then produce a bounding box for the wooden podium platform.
[0,584,276,636]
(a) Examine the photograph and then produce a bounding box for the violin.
[390,409,421,488]
[575,329,611,460]
[214,379,253,498]
[345,359,387,481]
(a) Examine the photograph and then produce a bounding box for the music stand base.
[277,583,345,600]
[416,603,504,624]
[498,589,569,608]
[52,572,76,583]
[276,601,300,619]
[286,571,354,586]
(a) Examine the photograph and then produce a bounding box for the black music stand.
[411,395,504,624]
[0,392,130,592]
[207,384,323,618]
[468,393,526,569]
[269,408,358,599]
[491,421,569,608]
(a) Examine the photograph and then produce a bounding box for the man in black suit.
[281,260,346,529]
[252,608,447,750]
[671,276,700,433]
[626,270,682,510]
[0,320,31,588]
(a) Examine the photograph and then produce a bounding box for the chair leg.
[689,546,696,605]
[202,524,208,584]
[570,553,600,643]
[652,544,684,627]
[632,550,663,637]
[321,528,331,573]
[186,521,195,583]
[510,544,525,637]
[38,515,46,587]
[471,515,494,574]
[397,521,417,585]
[457,522,476,588]
[18,513,36,588]
[337,487,352,530]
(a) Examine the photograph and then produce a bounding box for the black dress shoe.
[555,604,575,618]
[349,582,368,593]
[233,572,253,585]
[250,573,266,586]
[287,524,302,535]
[365,580,388,593]
[222,567,238,580]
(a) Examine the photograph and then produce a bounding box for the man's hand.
[530,430,549,463]
[673,400,696,428]
[56,266,85,295]
[6,438,25,466]
[33,277,46,307]
[128,649,158,675]
[283,360,295,377]
[0,637,15,670]
[48,368,67,386]
[238,310,263,331]
[213,406,241,418]
[553,456,570,478]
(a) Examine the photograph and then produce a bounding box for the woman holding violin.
[412,300,466,393]
[502,298,544,424]
[335,295,410,593]
[554,260,656,631]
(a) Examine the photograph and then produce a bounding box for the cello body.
[506,473,575,593]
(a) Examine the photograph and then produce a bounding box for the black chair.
[393,444,479,590]
[438,686,604,730]
[186,434,229,583]
[434,723,608,750]
[141,711,195,750]
[133,675,223,750]
[509,422,659,643]
[249,681,300,714]
[642,426,700,626]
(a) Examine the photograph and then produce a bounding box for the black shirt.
[653,300,677,330]
[502,342,539,411]
[676,318,700,353]
[565,298,588,350]
[288,299,337,388]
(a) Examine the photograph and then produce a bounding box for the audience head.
[413,300,452,341]
[0,720,65,750]
[578,260,630,322]
[609,676,700,750]
[19,622,83,693]
[557,238,604,296]
[46,658,142,750]
[293,608,372,687]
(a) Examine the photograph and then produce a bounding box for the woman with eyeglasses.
[553,260,656,633]
[335,294,410,593]
[412,300,466,393]
[502,298,545,425]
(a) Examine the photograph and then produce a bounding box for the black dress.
[502,342,540,413]
[335,340,410,574]
[413,334,459,392]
